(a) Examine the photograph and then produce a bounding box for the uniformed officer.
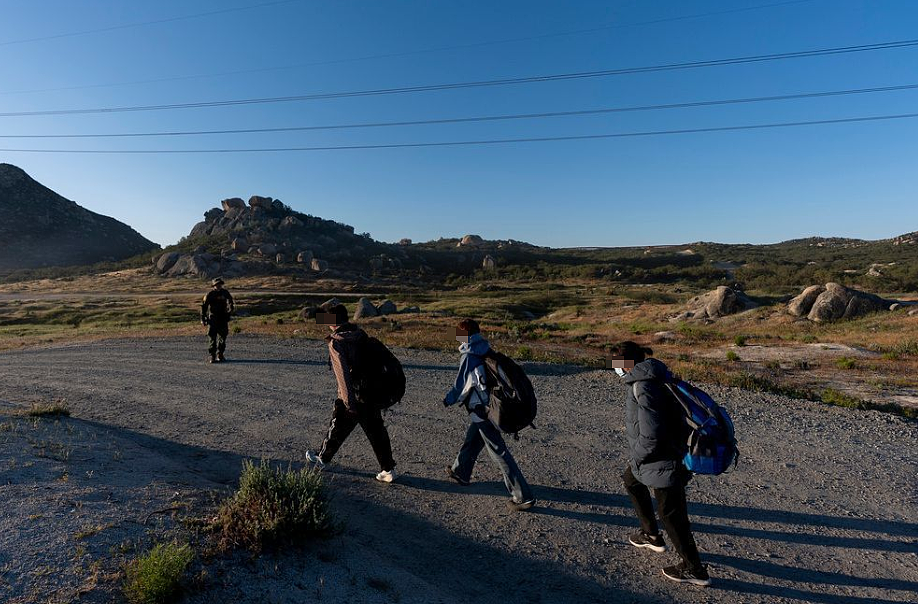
[201,277,235,363]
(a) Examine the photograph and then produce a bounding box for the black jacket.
[201,289,234,323]
[622,358,687,488]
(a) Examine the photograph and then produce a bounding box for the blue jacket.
[622,358,688,488]
[443,334,491,418]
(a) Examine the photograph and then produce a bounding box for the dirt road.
[1,335,915,603]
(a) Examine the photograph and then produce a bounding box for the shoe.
[304,450,326,470]
[629,530,667,553]
[662,563,712,587]
[446,467,470,486]
[506,498,536,512]
[375,469,396,483]
[208,356,216,364]
[217,353,226,362]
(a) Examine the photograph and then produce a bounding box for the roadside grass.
[23,401,70,418]
[212,460,334,553]
[122,541,194,604]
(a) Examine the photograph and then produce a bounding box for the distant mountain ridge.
[0,164,158,272]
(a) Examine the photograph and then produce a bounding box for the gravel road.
[1,334,915,603]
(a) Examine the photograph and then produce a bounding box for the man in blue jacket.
[610,340,711,587]
[443,319,535,511]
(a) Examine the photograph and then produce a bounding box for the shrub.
[800,334,817,344]
[231,325,242,334]
[24,401,70,418]
[835,357,857,370]
[123,542,193,604]
[213,460,333,552]
[764,359,781,370]
[733,335,748,347]
[726,351,740,362]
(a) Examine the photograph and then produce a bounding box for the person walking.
[609,341,711,587]
[200,277,234,363]
[305,304,397,483]
[443,319,535,511]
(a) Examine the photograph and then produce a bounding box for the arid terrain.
[2,335,915,603]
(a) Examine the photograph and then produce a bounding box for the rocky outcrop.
[788,283,894,322]
[0,163,159,271]
[222,198,246,212]
[296,251,313,264]
[678,286,758,320]
[311,258,329,272]
[457,234,484,247]
[248,195,273,210]
[482,255,497,269]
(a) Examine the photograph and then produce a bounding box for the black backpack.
[353,336,406,409]
[482,350,537,435]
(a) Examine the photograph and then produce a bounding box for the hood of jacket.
[459,332,490,357]
[621,358,671,384]
[327,323,366,344]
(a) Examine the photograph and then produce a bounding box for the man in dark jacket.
[443,319,534,512]
[201,277,234,363]
[610,341,711,587]
[305,304,396,483]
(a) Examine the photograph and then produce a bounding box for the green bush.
[733,335,748,347]
[214,460,333,552]
[726,351,740,362]
[123,542,193,604]
[835,357,857,370]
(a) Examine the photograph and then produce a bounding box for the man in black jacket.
[201,277,234,363]
[610,341,711,587]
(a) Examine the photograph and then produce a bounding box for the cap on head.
[211,277,225,286]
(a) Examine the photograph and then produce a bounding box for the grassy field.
[2,273,916,418]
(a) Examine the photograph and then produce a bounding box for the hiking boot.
[217,353,226,362]
[304,450,326,470]
[375,469,397,483]
[208,356,216,364]
[629,530,667,553]
[662,563,712,587]
[506,498,536,512]
[446,467,470,486]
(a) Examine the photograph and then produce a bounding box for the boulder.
[231,237,249,252]
[794,282,891,322]
[249,195,273,209]
[482,255,497,269]
[221,198,246,212]
[272,199,286,212]
[321,298,340,309]
[400,306,420,314]
[788,285,826,317]
[276,253,286,264]
[155,252,181,273]
[457,234,484,247]
[311,258,329,272]
[164,254,221,279]
[354,297,378,320]
[398,238,412,246]
[204,208,225,221]
[257,243,278,257]
[683,286,758,319]
[296,250,314,264]
[300,306,320,321]
[909,309,918,317]
[280,215,303,230]
[377,300,398,315]
[653,331,678,343]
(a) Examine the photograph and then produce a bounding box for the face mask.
[614,368,627,378]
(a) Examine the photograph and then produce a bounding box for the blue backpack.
[664,380,739,475]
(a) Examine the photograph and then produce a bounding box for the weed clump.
[213,460,333,553]
[123,541,193,604]
[24,401,70,418]
[835,357,857,370]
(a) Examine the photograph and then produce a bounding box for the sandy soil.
[1,335,916,603]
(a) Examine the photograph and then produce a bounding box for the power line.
[0,0,305,48]
[3,37,917,119]
[2,112,915,154]
[0,0,820,96]
[3,82,917,139]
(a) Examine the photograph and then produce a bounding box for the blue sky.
[1,0,916,248]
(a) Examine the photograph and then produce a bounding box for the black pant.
[319,399,395,471]
[622,464,703,570]
[208,320,229,357]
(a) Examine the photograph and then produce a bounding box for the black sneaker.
[506,498,536,512]
[662,563,712,587]
[629,531,666,553]
[446,467,470,486]
[208,356,216,364]
[217,353,226,362]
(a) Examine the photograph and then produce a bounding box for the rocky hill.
[0,164,158,272]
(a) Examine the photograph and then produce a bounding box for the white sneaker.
[375,469,396,483]
[305,450,326,470]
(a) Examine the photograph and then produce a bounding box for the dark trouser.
[208,321,229,357]
[318,399,395,471]
[452,420,533,503]
[622,464,703,570]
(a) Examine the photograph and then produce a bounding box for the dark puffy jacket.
[622,358,687,488]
